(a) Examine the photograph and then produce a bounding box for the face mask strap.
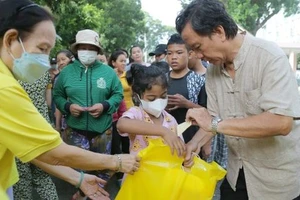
[8,51,16,60]
[7,37,26,60]
[18,37,27,53]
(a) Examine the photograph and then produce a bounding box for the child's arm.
[117,117,185,156]
[117,117,173,137]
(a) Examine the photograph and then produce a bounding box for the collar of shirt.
[232,33,252,71]
[120,71,126,78]
[220,33,252,76]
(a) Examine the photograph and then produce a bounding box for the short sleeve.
[198,83,207,108]
[260,55,300,117]
[46,71,52,84]
[119,106,143,136]
[0,84,62,163]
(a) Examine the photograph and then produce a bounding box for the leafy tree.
[179,0,300,35]
[224,0,300,35]
[55,2,103,46]
[34,0,146,54]
[98,0,146,54]
[143,12,176,56]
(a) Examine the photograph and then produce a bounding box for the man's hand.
[201,139,212,160]
[80,174,110,200]
[87,103,104,118]
[185,107,213,132]
[167,94,189,111]
[184,129,214,167]
[70,104,85,117]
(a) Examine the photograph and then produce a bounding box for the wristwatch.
[211,116,222,135]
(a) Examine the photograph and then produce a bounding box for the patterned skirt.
[63,127,113,183]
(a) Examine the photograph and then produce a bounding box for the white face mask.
[140,98,168,118]
[78,50,97,65]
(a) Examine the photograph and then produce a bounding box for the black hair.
[56,49,75,66]
[175,0,238,39]
[0,0,54,40]
[126,63,168,97]
[108,50,126,68]
[129,45,142,55]
[152,61,170,74]
[167,33,186,46]
[115,48,129,58]
[56,49,74,60]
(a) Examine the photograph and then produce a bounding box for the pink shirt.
[119,106,178,155]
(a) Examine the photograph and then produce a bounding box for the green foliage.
[34,0,146,55]
[34,0,175,58]
[179,0,300,35]
[98,0,146,54]
[143,12,176,55]
[179,0,190,8]
[55,1,104,46]
[223,0,259,33]
[224,0,300,35]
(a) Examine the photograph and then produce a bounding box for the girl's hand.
[162,128,186,157]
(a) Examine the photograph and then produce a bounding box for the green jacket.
[53,60,123,133]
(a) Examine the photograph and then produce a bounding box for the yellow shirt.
[120,72,133,109]
[0,59,62,191]
[0,186,8,200]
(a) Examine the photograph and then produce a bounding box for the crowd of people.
[1,0,300,200]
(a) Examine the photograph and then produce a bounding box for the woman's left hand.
[80,174,110,200]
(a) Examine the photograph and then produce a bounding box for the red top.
[113,100,127,122]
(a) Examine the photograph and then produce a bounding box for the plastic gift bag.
[116,138,226,200]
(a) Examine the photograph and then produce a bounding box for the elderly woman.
[0,1,139,200]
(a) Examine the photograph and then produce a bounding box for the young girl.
[117,64,185,157]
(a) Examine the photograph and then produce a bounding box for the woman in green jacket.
[53,29,124,199]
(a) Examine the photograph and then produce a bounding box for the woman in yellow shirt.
[108,50,132,175]
[0,1,139,199]
[109,50,133,110]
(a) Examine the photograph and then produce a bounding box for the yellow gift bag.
[116,138,226,200]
